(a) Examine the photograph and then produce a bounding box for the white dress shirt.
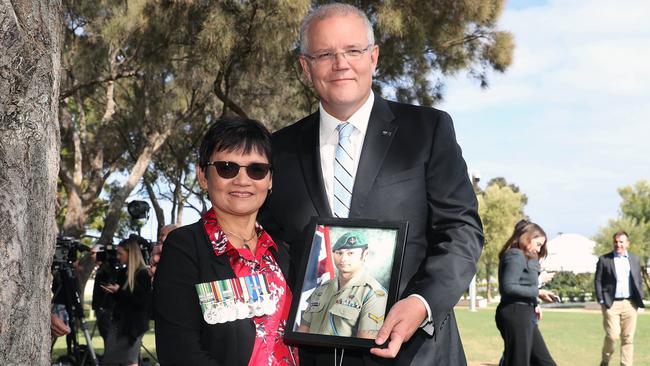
[319,92,373,211]
[318,92,434,333]
[613,252,631,299]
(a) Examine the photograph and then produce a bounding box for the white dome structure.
[541,233,598,273]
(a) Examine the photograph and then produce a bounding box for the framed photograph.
[284,217,408,349]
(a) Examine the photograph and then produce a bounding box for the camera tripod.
[52,264,99,366]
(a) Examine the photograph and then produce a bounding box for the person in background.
[495,220,558,366]
[595,230,645,366]
[90,244,115,350]
[149,224,177,276]
[101,237,152,366]
[153,117,297,365]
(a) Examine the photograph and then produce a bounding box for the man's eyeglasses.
[303,44,373,64]
[206,161,272,180]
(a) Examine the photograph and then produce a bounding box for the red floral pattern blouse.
[202,209,298,366]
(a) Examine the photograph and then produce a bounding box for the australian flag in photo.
[303,225,335,292]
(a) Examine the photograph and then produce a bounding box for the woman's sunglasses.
[206,161,272,180]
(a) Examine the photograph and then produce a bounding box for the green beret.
[332,231,368,251]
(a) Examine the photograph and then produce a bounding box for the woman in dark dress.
[495,220,558,366]
[153,117,297,365]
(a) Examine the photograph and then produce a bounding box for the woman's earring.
[268,188,273,195]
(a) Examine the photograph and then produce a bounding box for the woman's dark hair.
[198,117,273,171]
[498,219,548,260]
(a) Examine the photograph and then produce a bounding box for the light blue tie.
[333,123,355,218]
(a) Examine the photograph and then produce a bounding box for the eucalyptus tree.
[311,0,514,105]
[57,0,514,247]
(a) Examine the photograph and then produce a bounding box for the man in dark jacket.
[260,3,483,365]
[594,231,645,366]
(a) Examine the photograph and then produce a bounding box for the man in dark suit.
[595,231,645,366]
[261,3,483,365]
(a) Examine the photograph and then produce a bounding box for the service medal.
[204,307,219,325]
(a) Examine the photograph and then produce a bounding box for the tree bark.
[0,0,62,364]
[144,172,165,236]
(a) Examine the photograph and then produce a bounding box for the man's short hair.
[299,3,375,54]
[613,230,629,242]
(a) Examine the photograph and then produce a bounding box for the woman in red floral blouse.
[154,117,298,365]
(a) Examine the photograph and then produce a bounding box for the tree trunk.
[98,130,172,244]
[144,172,165,235]
[173,172,184,224]
[0,1,62,364]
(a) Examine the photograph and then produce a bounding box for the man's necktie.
[333,122,355,218]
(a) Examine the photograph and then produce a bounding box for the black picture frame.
[284,217,408,349]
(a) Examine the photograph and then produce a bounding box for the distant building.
[541,233,598,274]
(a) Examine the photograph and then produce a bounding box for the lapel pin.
[381,130,392,136]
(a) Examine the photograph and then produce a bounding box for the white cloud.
[442,0,650,237]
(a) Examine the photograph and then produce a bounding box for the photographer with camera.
[90,244,116,352]
[51,237,100,365]
[101,236,152,366]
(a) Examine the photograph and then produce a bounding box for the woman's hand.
[538,289,557,303]
[535,305,542,321]
[101,283,120,293]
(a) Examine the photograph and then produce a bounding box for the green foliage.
[364,0,514,104]
[593,180,650,261]
[544,271,594,302]
[593,217,650,257]
[619,180,650,225]
[57,0,514,239]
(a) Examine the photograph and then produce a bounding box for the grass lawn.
[456,306,650,366]
[53,306,648,365]
[51,319,157,364]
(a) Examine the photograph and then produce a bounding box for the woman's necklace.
[222,228,257,250]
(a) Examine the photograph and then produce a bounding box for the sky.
[438,0,650,238]
[136,0,650,242]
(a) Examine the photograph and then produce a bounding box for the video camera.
[95,234,153,284]
[119,233,154,264]
[52,236,89,271]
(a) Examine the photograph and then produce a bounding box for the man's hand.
[535,305,542,321]
[51,314,71,338]
[370,296,427,358]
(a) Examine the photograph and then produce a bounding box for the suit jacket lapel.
[350,96,397,216]
[297,112,332,217]
[606,252,616,280]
